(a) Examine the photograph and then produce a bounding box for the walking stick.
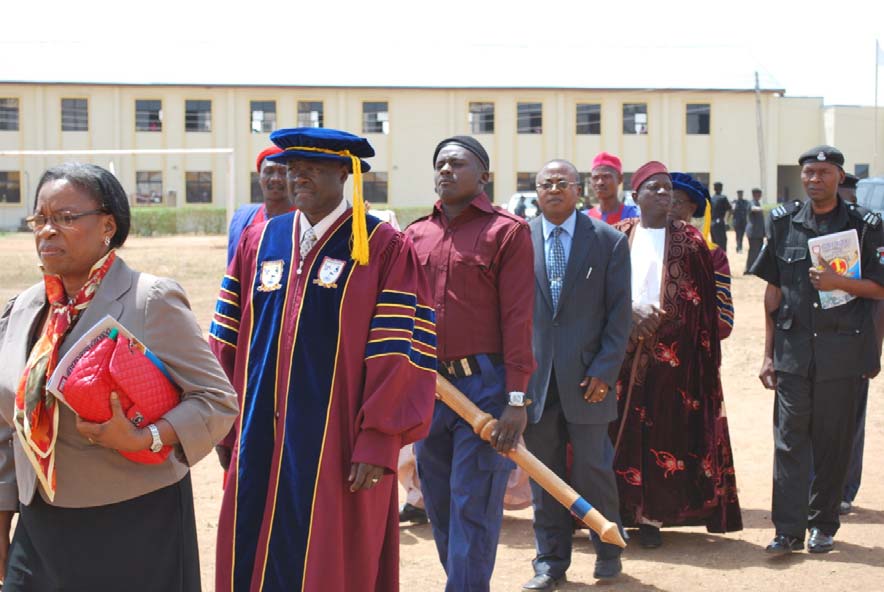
[435,374,627,548]
[613,340,644,455]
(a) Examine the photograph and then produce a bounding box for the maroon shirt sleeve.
[496,222,536,392]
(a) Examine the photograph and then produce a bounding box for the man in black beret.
[751,145,884,555]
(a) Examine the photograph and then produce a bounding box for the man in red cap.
[610,161,742,549]
[223,146,295,264]
[586,152,639,225]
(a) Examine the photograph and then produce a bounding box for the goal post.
[0,148,237,227]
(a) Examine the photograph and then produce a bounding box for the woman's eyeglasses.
[25,210,106,231]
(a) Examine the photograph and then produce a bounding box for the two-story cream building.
[1,44,881,230]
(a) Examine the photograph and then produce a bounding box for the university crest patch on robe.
[257,260,284,292]
[313,256,346,289]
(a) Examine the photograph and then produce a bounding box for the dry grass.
[2,232,883,591]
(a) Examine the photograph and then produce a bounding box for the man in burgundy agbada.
[611,161,742,549]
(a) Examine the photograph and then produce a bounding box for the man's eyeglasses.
[536,181,580,191]
[25,209,107,231]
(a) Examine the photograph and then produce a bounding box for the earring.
[104,236,111,247]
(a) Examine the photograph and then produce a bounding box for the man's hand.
[75,392,151,452]
[490,406,527,453]
[215,445,232,471]
[759,356,777,390]
[348,462,385,492]
[631,304,664,342]
[808,254,842,292]
[580,376,611,404]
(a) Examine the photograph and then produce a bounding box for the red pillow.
[61,328,180,464]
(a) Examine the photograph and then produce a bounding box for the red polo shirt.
[405,193,535,392]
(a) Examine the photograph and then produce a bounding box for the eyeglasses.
[536,181,580,191]
[25,209,107,231]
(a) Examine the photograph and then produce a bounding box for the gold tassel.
[703,203,716,250]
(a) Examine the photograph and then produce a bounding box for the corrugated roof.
[0,42,784,92]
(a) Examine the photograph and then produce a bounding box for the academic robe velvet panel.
[210,210,437,592]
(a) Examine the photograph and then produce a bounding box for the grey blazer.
[0,257,238,509]
[526,213,632,425]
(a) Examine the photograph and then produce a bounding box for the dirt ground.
[2,231,883,592]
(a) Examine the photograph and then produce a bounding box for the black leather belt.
[438,354,504,379]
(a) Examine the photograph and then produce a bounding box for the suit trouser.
[746,238,764,274]
[734,224,746,252]
[416,356,512,592]
[523,376,622,579]
[842,379,869,503]
[772,372,862,538]
[711,224,727,252]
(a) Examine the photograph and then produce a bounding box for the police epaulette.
[771,200,801,220]
[847,202,882,229]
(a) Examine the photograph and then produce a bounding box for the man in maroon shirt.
[406,136,535,592]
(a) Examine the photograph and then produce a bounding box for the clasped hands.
[631,303,664,342]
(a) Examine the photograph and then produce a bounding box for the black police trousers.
[772,372,863,538]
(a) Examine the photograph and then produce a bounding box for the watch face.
[509,392,525,406]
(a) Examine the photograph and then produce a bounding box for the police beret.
[840,173,859,189]
[798,145,844,168]
[267,127,374,172]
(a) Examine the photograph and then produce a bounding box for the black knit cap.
[433,135,490,171]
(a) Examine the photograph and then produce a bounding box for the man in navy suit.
[521,160,632,589]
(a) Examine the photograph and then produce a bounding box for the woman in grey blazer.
[0,163,238,591]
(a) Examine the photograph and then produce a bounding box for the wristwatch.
[147,424,163,453]
[507,391,526,407]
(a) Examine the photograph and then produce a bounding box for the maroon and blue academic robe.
[209,209,437,592]
[611,219,742,533]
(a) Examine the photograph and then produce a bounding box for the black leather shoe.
[593,557,622,579]
[522,573,563,590]
[639,524,662,548]
[765,534,804,555]
[839,501,852,515]
[808,528,834,553]
[398,503,428,524]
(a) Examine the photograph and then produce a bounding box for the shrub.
[131,207,226,236]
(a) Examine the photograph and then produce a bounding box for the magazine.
[46,315,167,407]
[807,229,861,310]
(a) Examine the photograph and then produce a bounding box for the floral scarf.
[14,250,116,501]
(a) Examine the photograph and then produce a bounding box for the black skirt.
[4,473,200,592]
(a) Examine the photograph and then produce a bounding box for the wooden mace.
[435,375,627,548]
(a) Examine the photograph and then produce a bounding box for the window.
[362,102,389,134]
[622,172,634,193]
[185,100,212,132]
[135,100,162,132]
[0,171,21,203]
[517,103,542,134]
[469,102,495,134]
[185,171,212,203]
[61,98,88,131]
[250,101,276,133]
[363,172,388,204]
[856,164,870,179]
[250,172,263,203]
[0,99,19,131]
[298,101,324,128]
[485,172,494,202]
[134,171,163,205]
[686,172,710,189]
[576,103,601,135]
[686,104,710,135]
[517,172,536,191]
[623,103,647,135]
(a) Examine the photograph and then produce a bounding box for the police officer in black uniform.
[710,182,732,252]
[751,145,884,555]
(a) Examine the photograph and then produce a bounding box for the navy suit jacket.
[526,212,632,425]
